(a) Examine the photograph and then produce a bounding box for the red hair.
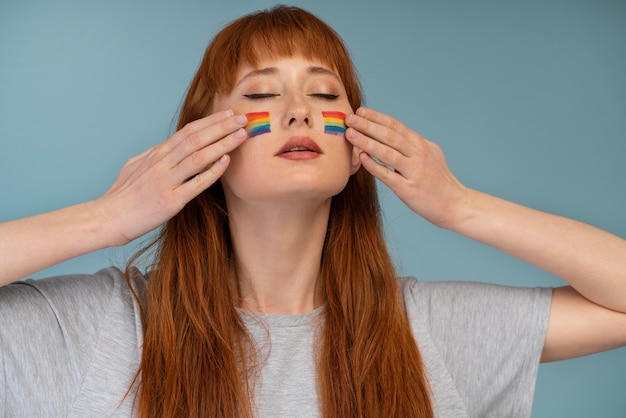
[127,6,433,417]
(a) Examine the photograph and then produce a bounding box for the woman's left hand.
[345,107,468,229]
[346,107,626,357]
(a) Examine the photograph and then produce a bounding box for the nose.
[283,93,312,128]
[289,115,310,126]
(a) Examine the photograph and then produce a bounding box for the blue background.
[1,0,624,416]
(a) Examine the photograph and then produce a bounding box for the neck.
[227,198,331,314]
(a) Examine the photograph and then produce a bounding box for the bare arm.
[450,189,626,313]
[0,111,248,286]
[345,107,626,361]
[449,190,626,362]
[0,201,115,285]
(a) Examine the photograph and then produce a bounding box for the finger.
[358,151,405,192]
[153,110,239,161]
[345,108,420,157]
[171,127,248,184]
[166,110,235,150]
[165,113,248,167]
[345,125,406,171]
[176,154,232,201]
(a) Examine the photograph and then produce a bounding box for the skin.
[0,55,625,362]
[212,57,360,313]
[344,106,626,362]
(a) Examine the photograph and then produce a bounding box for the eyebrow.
[235,65,342,87]
[235,67,278,87]
[307,66,342,83]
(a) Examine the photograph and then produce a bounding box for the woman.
[1,5,625,418]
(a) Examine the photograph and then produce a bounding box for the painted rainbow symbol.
[246,112,271,138]
[322,111,346,136]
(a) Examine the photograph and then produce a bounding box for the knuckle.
[179,123,195,139]
[382,147,396,165]
[378,165,393,181]
[121,156,137,168]
[188,149,204,168]
[430,142,443,155]
[191,172,207,189]
[358,133,372,149]
[217,135,232,152]
[219,117,232,131]
[150,143,166,157]
[185,131,203,151]
[388,118,401,131]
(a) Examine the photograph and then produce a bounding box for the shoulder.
[398,276,552,324]
[0,265,147,360]
[0,265,147,356]
[1,266,147,322]
[0,267,146,416]
[3,265,144,301]
[397,277,553,417]
[398,276,552,353]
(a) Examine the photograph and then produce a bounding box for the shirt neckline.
[236,303,326,328]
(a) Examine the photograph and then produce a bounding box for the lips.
[276,137,323,156]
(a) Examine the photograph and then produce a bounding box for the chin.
[228,179,349,204]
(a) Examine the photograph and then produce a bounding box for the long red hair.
[126,6,433,417]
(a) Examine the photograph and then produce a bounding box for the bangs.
[239,9,344,73]
[200,6,362,112]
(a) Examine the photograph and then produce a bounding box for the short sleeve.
[0,266,144,417]
[400,278,552,418]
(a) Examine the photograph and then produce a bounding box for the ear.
[350,145,362,175]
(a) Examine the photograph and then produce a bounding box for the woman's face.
[213,55,360,206]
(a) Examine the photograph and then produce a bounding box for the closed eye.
[243,93,280,100]
[309,93,339,100]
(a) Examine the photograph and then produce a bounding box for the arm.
[450,189,626,313]
[0,110,248,286]
[0,201,116,286]
[452,190,626,361]
[345,107,626,360]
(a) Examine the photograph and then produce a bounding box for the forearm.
[450,189,626,312]
[0,201,115,286]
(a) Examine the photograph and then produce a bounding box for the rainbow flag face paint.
[246,112,271,138]
[322,111,346,136]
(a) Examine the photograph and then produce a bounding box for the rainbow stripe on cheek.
[245,112,271,138]
[322,111,346,136]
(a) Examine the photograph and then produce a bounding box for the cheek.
[211,94,229,113]
[223,144,250,179]
[220,141,264,190]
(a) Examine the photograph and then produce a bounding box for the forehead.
[234,55,342,84]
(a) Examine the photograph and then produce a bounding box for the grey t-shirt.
[0,267,551,417]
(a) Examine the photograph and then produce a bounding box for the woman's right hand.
[0,110,247,285]
[95,110,248,246]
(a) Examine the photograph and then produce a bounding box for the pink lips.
[276,136,323,160]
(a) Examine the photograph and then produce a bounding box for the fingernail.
[234,128,246,139]
[235,114,247,125]
[222,109,234,118]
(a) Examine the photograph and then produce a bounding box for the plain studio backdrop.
[1,1,624,416]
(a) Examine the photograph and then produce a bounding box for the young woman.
[1,6,625,418]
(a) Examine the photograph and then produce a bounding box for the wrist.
[89,199,131,248]
[432,186,477,232]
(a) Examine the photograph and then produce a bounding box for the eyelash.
[243,93,339,100]
[310,93,339,100]
[243,93,279,100]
